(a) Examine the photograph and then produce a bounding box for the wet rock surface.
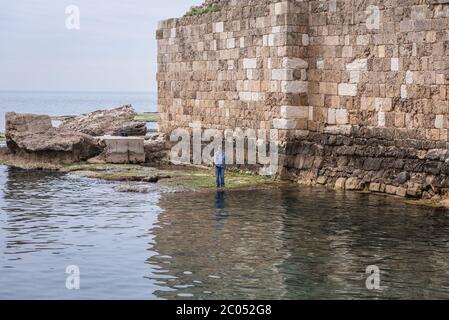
[282,129,449,201]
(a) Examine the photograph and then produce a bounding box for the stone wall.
[307,0,449,140]
[157,0,309,133]
[157,0,449,200]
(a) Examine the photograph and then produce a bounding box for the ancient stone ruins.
[4,106,169,165]
[156,0,449,199]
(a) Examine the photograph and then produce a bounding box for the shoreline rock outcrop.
[58,105,147,137]
[4,105,154,164]
[5,112,104,163]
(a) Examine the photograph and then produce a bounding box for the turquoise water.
[0,91,157,131]
[1,166,449,299]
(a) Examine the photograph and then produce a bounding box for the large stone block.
[103,136,145,164]
[273,119,297,130]
[281,81,308,93]
[280,106,309,119]
[338,83,358,96]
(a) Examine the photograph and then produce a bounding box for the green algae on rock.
[63,163,277,191]
[134,112,158,123]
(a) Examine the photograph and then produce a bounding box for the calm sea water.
[0,91,157,132]
[1,166,449,300]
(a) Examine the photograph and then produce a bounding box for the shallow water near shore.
[1,165,449,299]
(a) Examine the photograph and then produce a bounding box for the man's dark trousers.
[215,165,225,188]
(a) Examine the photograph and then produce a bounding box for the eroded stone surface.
[157,0,449,201]
[5,112,103,163]
[59,105,147,137]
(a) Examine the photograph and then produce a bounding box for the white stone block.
[274,2,288,15]
[346,59,367,71]
[272,26,282,33]
[435,115,445,129]
[302,34,309,46]
[239,91,252,101]
[170,28,176,38]
[317,60,324,69]
[309,106,314,121]
[378,112,386,127]
[401,85,408,98]
[349,71,360,83]
[329,0,337,12]
[378,45,385,58]
[243,58,257,69]
[273,119,297,130]
[214,22,224,33]
[240,37,245,48]
[272,69,293,81]
[375,98,383,112]
[391,58,399,71]
[328,108,336,125]
[324,125,352,135]
[336,109,349,125]
[280,106,309,119]
[226,38,235,49]
[282,57,308,69]
[263,34,275,47]
[268,34,275,46]
[406,71,414,84]
[338,83,358,96]
[281,81,308,93]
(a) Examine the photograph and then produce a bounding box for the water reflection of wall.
[148,189,289,300]
[276,189,449,299]
[149,186,449,299]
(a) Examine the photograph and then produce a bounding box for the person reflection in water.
[215,190,226,222]
[214,147,226,188]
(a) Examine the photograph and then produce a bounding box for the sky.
[0,0,203,92]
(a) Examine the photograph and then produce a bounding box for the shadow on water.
[2,166,449,299]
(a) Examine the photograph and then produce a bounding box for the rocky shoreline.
[0,105,277,193]
[0,151,278,193]
[281,128,449,209]
[2,105,449,208]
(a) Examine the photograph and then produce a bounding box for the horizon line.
[0,90,157,94]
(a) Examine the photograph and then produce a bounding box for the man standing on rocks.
[214,147,226,188]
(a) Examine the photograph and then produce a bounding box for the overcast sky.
[0,0,203,92]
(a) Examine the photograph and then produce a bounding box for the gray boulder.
[144,133,171,164]
[6,112,104,163]
[58,105,147,137]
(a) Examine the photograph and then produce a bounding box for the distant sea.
[0,91,157,132]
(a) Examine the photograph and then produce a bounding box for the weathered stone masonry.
[157,0,449,200]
